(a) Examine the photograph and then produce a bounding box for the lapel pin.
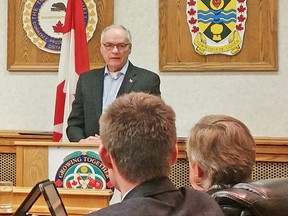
[129,79,133,83]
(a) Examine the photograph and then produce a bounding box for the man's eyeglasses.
[102,43,130,51]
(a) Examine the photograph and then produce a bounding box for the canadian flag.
[53,0,90,142]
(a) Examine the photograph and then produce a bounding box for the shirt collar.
[122,187,133,201]
[104,61,129,76]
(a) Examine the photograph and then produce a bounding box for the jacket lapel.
[88,68,105,113]
[117,62,137,96]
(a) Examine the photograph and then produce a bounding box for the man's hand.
[79,134,101,143]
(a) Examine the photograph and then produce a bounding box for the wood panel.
[255,137,288,162]
[25,146,48,186]
[159,0,278,71]
[0,130,52,185]
[7,0,114,72]
[0,130,53,145]
[16,145,48,186]
[0,145,16,153]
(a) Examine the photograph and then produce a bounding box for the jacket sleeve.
[148,72,161,96]
[66,75,86,142]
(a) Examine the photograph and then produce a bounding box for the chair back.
[211,178,288,216]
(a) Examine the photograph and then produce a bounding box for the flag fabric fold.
[53,0,90,142]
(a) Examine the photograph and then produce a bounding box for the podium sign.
[48,146,113,190]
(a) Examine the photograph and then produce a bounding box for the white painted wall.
[1,0,288,138]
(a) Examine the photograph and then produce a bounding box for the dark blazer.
[86,177,224,216]
[66,62,161,141]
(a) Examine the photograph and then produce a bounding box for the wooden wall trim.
[0,130,53,145]
[1,130,288,162]
[14,141,101,147]
[254,137,288,162]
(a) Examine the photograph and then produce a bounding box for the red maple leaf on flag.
[72,179,78,186]
[189,17,197,25]
[236,24,244,31]
[238,0,245,3]
[188,0,196,6]
[188,8,196,16]
[53,20,64,33]
[238,14,246,22]
[237,5,246,13]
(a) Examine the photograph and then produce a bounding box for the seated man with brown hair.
[186,114,256,192]
[185,115,288,216]
[87,92,224,216]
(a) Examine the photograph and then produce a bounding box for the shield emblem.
[187,0,247,55]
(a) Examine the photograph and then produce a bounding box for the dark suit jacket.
[86,177,224,216]
[66,62,161,141]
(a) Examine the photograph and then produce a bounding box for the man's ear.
[189,161,205,190]
[170,143,178,165]
[194,162,204,178]
[98,144,113,169]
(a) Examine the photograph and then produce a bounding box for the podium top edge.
[13,141,101,147]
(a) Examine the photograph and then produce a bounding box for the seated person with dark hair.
[86,92,224,216]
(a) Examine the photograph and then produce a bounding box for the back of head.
[99,92,177,184]
[186,114,256,190]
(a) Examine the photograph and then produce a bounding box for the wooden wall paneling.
[0,145,16,153]
[159,0,278,71]
[16,146,24,186]
[255,137,288,162]
[16,145,48,186]
[23,146,48,186]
